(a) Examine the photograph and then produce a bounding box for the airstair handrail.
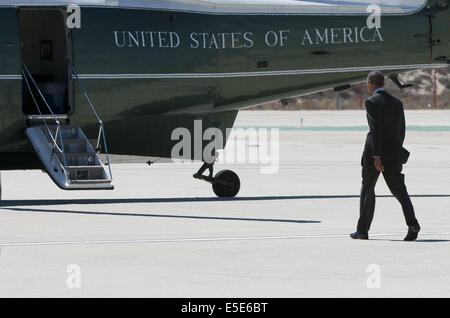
[21,61,69,171]
[69,63,112,181]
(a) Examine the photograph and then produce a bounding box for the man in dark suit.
[351,71,421,241]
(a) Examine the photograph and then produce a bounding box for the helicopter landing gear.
[193,162,240,198]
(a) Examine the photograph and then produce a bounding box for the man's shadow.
[373,239,450,243]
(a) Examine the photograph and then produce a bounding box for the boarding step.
[67,166,106,181]
[70,179,114,185]
[56,153,97,166]
[25,125,113,190]
[60,138,88,153]
[41,125,80,140]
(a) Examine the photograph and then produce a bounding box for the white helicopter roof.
[0,0,428,15]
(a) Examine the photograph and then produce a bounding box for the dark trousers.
[357,161,420,233]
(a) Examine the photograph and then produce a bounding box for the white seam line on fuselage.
[74,64,449,80]
[0,232,448,247]
[3,64,447,81]
[0,75,22,80]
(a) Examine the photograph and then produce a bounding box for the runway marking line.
[0,232,448,247]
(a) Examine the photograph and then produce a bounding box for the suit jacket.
[362,90,410,167]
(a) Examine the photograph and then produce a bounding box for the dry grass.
[251,66,450,110]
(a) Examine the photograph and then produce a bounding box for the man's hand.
[374,157,385,172]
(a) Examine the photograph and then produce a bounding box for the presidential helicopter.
[0,0,449,200]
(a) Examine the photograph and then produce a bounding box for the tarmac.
[0,110,449,297]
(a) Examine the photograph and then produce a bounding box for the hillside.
[251,66,450,110]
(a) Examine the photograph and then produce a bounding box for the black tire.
[212,170,240,198]
[0,171,2,202]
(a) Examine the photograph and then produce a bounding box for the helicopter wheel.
[212,170,240,198]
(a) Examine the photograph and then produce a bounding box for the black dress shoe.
[404,226,420,241]
[350,232,369,240]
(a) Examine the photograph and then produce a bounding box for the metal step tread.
[69,178,112,183]
[67,165,104,169]
[47,136,82,144]
[40,124,79,130]
[58,152,95,158]
[60,138,86,144]
[41,126,80,140]
[67,165,106,181]
[57,153,97,166]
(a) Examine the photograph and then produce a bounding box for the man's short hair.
[367,71,385,88]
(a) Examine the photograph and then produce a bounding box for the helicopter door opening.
[18,8,72,117]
